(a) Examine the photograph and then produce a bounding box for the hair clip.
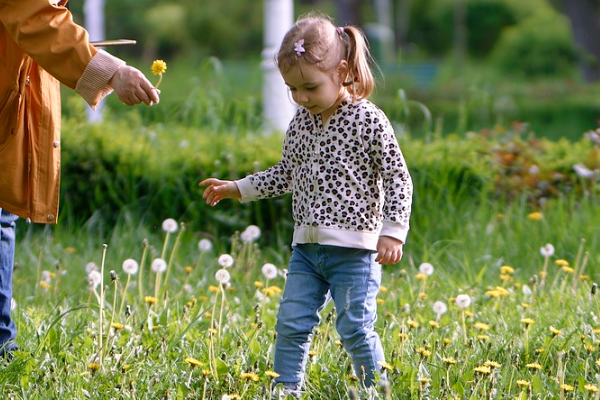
[336,27,344,35]
[294,39,305,56]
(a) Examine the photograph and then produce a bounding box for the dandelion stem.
[164,223,184,290]
[98,244,108,367]
[218,283,226,339]
[109,275,118,331]
[573,251,590,292]
[138,239,149,302]
[119,274,131,316]
[540,255,549,290]
[462,310,468,345]
[572,238,586,290]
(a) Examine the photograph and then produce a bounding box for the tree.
[554,0,600,81]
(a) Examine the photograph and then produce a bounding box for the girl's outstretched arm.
[199,178,241,206]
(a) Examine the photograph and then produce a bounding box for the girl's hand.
[376,236,404,265]
[199,178,241,206]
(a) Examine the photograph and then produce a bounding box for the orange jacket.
[0,0,124,223]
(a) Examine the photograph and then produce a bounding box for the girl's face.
[282,61,348,121]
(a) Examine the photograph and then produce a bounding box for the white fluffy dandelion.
[218,254,234,268]
[151,258,167,273]
[122,259,139,275]
[88,270,102,289]
[240,225,261,243]
[85,262,98,274]
[418,262,434,276]
[261,263,278,280]
[215,269,231,284]
[198,239,213,253]
[540,243,555,257]
[162,218,178,233]
[455,294,471,309]
[522,284,533,297]
[432,301,448,316]
[573,163,595,179]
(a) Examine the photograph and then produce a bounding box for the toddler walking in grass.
[199,12,413,399]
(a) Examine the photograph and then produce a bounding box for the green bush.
[492,7,577,77]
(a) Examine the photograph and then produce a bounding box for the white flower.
[85,262,98,274]
[573,163,595,178]
[240,225,261,243]
[122,259,139,275]
[151,258,167,273]
[41,270,52,284]
[261,263,278,280]
[10,298,17,312]
[198,239,213,253]
[88,270,102,289]
[522,284,532,297]
[162,218,178,233]
[540,243,555,257]
[432,301,448,316]
[455,294,471,309]
[218,254,234,268]
[418,262,434,276]
[215,269,231,284]
[529,165,540,175]
[183,284,193,295]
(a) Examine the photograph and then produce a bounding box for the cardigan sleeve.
[0,0,123,108]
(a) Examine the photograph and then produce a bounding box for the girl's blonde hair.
[276,12,376,100]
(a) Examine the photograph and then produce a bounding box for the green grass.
[3,189,599,399]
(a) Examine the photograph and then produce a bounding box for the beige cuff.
[75,50,126,110]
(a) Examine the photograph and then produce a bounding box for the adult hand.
[108,65,160,106]
[376,236,404,265]
[199,178,242,206]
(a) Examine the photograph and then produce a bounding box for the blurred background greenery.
[62,0,600,140]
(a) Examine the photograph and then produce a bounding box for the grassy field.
[3,185,599,399]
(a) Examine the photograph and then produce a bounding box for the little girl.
[200,12,412,398]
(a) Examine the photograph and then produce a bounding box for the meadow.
[3,59,600,399]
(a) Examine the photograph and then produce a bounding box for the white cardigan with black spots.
[235,99,413,251]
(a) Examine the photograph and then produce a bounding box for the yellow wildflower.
[418,292,428,300]
[377,298,385,305]
[151,59,167,75]
[415,273,428,281]
[555,259,569,267]
[475,322,491,331]
[526,212,543,221]
[407,320,419,329]
[184,357,204,368]
[516,379,530,387]
[443,357,457,365]
[526,362,542,370]
[265,371,280,379]
[585,384,599,392]
[110,322,124,330]
[377,361,394,371]
[184,266,193,275]
[562,266,575,274]
[559,383,574,391]
[88,362,100,372]
[240,372,259,382]
[484,360,501,369]
[254,281,264,288]
[500,266,514,275]
[39,281,51,290]
[144,296,158,304]
[380,286,388,293]
[416,347,431,357]
[521,318,534,326]
[428,320,440,329]
[473,366,491,375]
[477,335,490,341]
[208,285,220,293]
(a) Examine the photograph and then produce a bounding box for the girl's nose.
[296,91,309,104]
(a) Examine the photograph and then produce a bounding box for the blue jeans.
[274,243,385,388]
[0,208,18,348]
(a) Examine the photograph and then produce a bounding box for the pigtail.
[341,26,375,100]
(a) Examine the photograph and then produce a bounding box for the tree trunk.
[395,0,412,49]
[335,0,361,26]
[564,0,600,82]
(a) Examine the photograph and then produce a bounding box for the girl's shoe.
[271,382,303,400]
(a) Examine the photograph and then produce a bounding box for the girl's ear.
[336,60,349,82]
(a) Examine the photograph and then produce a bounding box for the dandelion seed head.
[261,263,278,280]
[85,262,98,274]
[122,259,139,275]
[198,239,213,253]
[240,225,261,242]
[455,294,471,309]
[433,301,448,316]
[540,243,555,257]
[88,270,102,289]
[218,254,234,268]
[215,269,231,284]
[418,262,434,276]
[162,218,178,233]
[151,258,167,273]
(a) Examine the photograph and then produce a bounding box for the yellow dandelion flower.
[65,246,77,254]
[418,292,428,300]
[184,266,193,275]
[585,384,599,392]
[419,377,431,384]
[474,366,491,375]
[535,348,545,354]
[443,357,457,365]
[464,310,474,318]
[261,287,276,297]
[407,319,419,329]
[240,372,259,382]
[308,350,318,357]
[555,259,569,267]
[265,371,280,379]
[526,362,542,370]
[500,266,515,275]
[269,286,282,294]
[562,266,575,274]
[526,212,543,221]
[477,334,490,341]
[581,274,590,281]
[144,296,158,304]
[443,338,452,345]
[428,320,440,329]
[335,340,343,347]
[559,383,574,391]
[198,295,208,301]
[377,298,385,305]
[347,375,359,382]
[475,322,491,331]
[202,368,211,376]
[377,361,394,371]
[254,281,264,288]
[208,285,220,293]
[227,395,241,400]
[151,60,167,75]
[516,379,530,387]
[380,286,388,293]
[496,213,505,219]
[208,328,218,335]
[585,344,597,352]
[39,281,51,290]
[499,274,512,282]
[521,318,535,326]
[399,332,409,341]
[184,357,204,368]
[415,273,428,281]
[484,360,501,369]
[122,364,132,372]
[110,322,124,330]
[521,302,531,309]
[417,347,431,357]
[204,312,212,318]
[88,362,100,371]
